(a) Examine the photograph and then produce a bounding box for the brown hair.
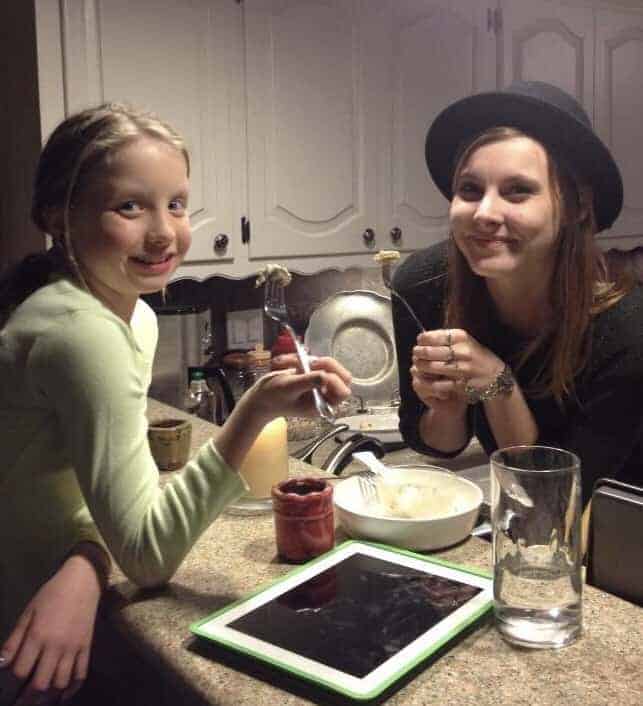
[1,103,189,324]
[445,127,632,403]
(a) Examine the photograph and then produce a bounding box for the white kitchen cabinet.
[498,0,595,112]
[376,0,496,252]
[596,5,643,245]
[5,0,643,281]
[242,0,379,260]
[497,0,643,245]
[243,0,495,259]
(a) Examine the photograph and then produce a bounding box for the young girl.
[0,103,351,704]
[393,80,642,506]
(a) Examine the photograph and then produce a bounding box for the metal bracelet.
[464,364,515,405]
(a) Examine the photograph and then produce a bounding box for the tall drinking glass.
[490,445,583,649]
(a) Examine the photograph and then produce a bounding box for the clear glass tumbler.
[490,445,583,649]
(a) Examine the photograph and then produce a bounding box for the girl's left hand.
[413,328,506,392]
[0,553,102,705]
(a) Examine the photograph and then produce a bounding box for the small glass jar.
[222,351,249,403]
[223,344,272,403]
[244,344,272,385]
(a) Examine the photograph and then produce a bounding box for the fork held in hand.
[381,261,425,333]
[264,279,336,422]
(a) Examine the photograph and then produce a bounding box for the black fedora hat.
[425,80,623,233]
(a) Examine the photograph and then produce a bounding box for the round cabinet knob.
[362,228,376,246]
[390,226,402,243]
[213,233,229,254]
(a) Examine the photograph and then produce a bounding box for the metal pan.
[304,290,399,405]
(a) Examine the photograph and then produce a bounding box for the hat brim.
[425,91,623,233]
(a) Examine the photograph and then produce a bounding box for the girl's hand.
[0,553,102,705]
[412,328,505,408]
[254,354,352,419]
[216,356,351,471]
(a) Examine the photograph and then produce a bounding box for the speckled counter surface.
[104,399,643,706]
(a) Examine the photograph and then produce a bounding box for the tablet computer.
[190,541,492,701]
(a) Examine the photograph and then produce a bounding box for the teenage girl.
[0,103,351,704]
[393,81,642,505]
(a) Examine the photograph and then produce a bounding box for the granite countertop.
[103,399,643,706]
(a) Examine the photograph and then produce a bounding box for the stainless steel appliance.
[149,303,234,423]
[150,303,210,409]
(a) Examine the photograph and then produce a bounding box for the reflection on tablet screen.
[229,553,481,678]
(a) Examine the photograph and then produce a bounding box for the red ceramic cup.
[271,478,335,563]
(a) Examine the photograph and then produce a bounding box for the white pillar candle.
[238,417,289,498]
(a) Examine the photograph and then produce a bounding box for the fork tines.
[358,474,379,505]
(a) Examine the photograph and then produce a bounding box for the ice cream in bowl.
[333,465,483,551]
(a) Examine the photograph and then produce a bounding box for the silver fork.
[380,260,426,333]
[353,451,385,506]
[357,473,379,505]
[264,279,336,422]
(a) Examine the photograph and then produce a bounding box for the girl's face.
[449,136,558,284]
[68,136,191,318]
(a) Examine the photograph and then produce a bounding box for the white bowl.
[333,466,483,551]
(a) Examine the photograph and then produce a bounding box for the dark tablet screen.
[229,552,482,678]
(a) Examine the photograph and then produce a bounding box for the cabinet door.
[57,0,242,265]
[498,0,594,114]
[244,0,379,259]
[377,0,496,252]
[596,8,643,243]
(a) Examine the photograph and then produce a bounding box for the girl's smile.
[130,253,177,273]
[467,234,517,248]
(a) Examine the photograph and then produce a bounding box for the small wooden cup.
[148,418,192,471]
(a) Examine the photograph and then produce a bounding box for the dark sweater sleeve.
[538,287,643,504]
[391,241,473,457]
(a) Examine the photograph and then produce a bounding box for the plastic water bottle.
[184,369,215,421]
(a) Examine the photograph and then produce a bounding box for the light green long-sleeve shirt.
[0,277,245,640]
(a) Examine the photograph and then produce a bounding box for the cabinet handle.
[213,233,229,254]
[362,228,375,246]
[390,226,402,243]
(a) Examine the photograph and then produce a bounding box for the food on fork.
[373,250,401,264]
[255,263,292,288]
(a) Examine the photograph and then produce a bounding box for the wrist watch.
[464,364,515,405]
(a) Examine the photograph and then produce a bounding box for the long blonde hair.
[1,103,189,324]
[445,127,632,403]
